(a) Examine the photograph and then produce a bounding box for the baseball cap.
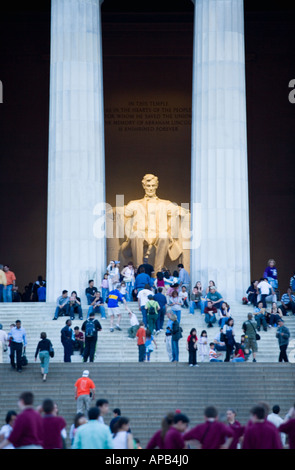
[82,370,89,377]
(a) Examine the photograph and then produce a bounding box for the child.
[179,286,189,308]
[136,322,146,362]
[101,274,109,303]
[232,343,245,362]
[145,328,157,362]
[209,342,223,362]
[128,311,139,339]
[120,281,127,300]
[186,328,198,366]
[198,330,209,362]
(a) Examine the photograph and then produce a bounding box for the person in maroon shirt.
[279,418,295,449]
[184,406,234,449]
[163,413,190,449]
[146,413,174,449]
[41,398,67,449]
[242,405,282,449]
[0,392,44,449]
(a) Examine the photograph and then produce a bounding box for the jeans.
[10,341,23,370]
[3,285,13,302]
[39,350,50,374]
[62,340,73,362]
[232,357,245,362]
[189,300,205,314]
[148,315,157,333]
[218,317,229,328]
[69,304,83,320]
[54,304,69,319]
[165,335,173,362]
[210,358,223,362]
[140,306,147,327]
[279,344,289,362]
[256,313,267,330]
[83,337,97,362]
[205,313,216,325]
[86,293,95,305]
[125,282,134,302]
[281,302,295,316]
[87,305,106,319]
[101,288,109,303]
[156,307,166,330]
[138,344,146,362]
[0,284,3,302]
[172,339,179,362]
[128,325,139,339]
[172,309,181,323]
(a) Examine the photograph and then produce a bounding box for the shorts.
[108,307,120,317]
[244,337,258,353]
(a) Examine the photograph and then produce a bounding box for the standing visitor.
[222,318,236,362]
[163,413,189,449]
[165,312,173,362]
[74,370,96,414]
[171,314,182,362]
[242,313,258,362]
[168,290,183,323]
[146,413,174,449]
[198,330,209,362]
[263,258,278,289]
[153,287,167,332]
[186,328,198,367]
[0,264,7,302]
[100,274,109,303]
[145,329,157,362]
[257,277,277,306]
[243,405,282,449]
[276,319,290,362]
[8,320,27,373]
[34,332,53,382]
[81,312,102,363]
[0,411,17,449]
[72,407,113,449]
[279,408,295,449]
[145,294,160,333]
[177,264,190,290]
[112,417,134,449]
[41,398,67,449]
[3,265,16,302]
[107,260,120,291]
[226,408,244,449]
[121,262,135,301]
[60,319,74,363]
[107,284,131,333]
[136,322,146,362]
[137,284,153,327]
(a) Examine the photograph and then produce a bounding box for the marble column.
[190,0,250,301]
[46,0,106,303]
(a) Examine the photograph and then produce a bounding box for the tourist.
[8,320,27,372]
[0,410,17,449]
[242,405,282,449]
[146,294,160,333]
[276,319,290,362]
[81,311,102,362]
[222,318,236,362]
[267,405,286,447]
[204,300,217,327]
[145,328,157,362]
[74,370,96,414]
[213,328,227,353]
[279,409,295,449]
[146,413,174,449]
[198,330,209,362]
[242,313,258,362]
[136,322,146,362]
[53,290,70,320]
[69,413,87,446]
[108,284,131,332]
[205,280,216,295]
[257,277,277,306]
[163,413,189,449]
[37,281,46,302]
[31,275,45,302]
[177,264,190,290]
[263,258,278,290]
[153,287,167,332]
[253,300,268,332]
[280,287,295,316]
[127,311,139,339]
[0,264,7,302]
[206,286,224,311]
[60,319,74,363]
[73,326,84,356]
[119,281,127,300]
[231,343,245,362]
[137,284,153,327]
[154,271,165,291]
[218,302,231,328]
[138,257,154,278]
[134,267,153,293]
[112,417,134,449]
[184,406,234,449]
[168,290,183,323]
[100,274,109,303]
[85,280,98,305]
[209,342,223,362]
[179,286,189,308]
[68,291,83,320]
[186,328,198,367]
[171,313,182,362]
[0,392,44,449]
[87,291,106,320]
[107,260,120,291]
[189,281,206,314]
[226,408,244,449]
[34,332,53,381]
[121,262,135,301]
[246,280,259,306]
[0,323,8,355]
[41,398,67,449]
[96,399,110,424]
[109,408,121,434]
[72,407,113,449]
[165,312,173,362]
[2,265,16,303]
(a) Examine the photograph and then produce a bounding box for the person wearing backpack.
[242,313,258,362]
[145,295,160,334]
[81,312,102,362]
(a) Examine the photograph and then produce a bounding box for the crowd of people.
[0,258,294,369]
[0,381,295,449]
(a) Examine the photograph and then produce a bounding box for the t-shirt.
[163,427,185,449]
[42,415,67,449]
[184,421,234,449]
[243,421,282,449]
[257,281,272,295]
[37,286,46,301]
[146,300,160,315]
[206,291,222,303]
[5,270,16,285]
[137,289,152,307]
[136,327,146,345]
[107,289,124,308]
[75,377,96,397]
[8,408,44,448]
[153,293,167,308]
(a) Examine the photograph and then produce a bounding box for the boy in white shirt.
[179,286,189,308]
[128,311,140,339]
[257,277,277,307]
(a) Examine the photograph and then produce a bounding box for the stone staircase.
[0,362,294,448]
[0,300,295,364]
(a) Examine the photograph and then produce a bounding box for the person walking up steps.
[81,312,102,363]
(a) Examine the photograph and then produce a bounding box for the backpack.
[147,303,157,316]
[85,320,95,337]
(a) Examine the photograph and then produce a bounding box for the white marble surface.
[190,0,251,300]
[47,0,106,302]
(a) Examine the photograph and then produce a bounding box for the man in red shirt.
[3,265,16,302]
[0,391,43,449]
[184,406,234,449]
[243,405,282,449]
[75,370,96,414]
[136,322,146,362]
[163,413,190,449]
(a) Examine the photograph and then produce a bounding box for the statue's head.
[142,174,159,198]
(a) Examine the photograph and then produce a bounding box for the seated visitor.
[204,301,217,327]
[280,288,295,316]
[269,302,283,327]
[85,280,98,305]
[218,302,231,328]
[206,286,224,311]
[253,301,268,332]
[246,280,259,306]
[87,291,106,319]
[73,326,84,355]
[179,286,189,308]
[68,291,83,320]
[209,343,223,362]
[53,290,70,320]
[213,328,227,352]
[189,281,205,314]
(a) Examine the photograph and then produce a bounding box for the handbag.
[248,320,260,340]
[21,347,28,366]
[49,343,55,358]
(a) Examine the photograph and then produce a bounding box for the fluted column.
[46,0,106,302]
[190,0,250,300]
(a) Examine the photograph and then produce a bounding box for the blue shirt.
[134,273,153,290]
[8,326,27,346]
[107,289,124,308]
[179,268,190,286]
[56,295,69,306]
[72,420,113,449]
[37,286,46,301]
[153,293,167,308]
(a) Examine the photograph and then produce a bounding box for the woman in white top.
[112,417,134,449]
[107,261,120,291]
[0,410,17,449]
[121,262,135,301]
